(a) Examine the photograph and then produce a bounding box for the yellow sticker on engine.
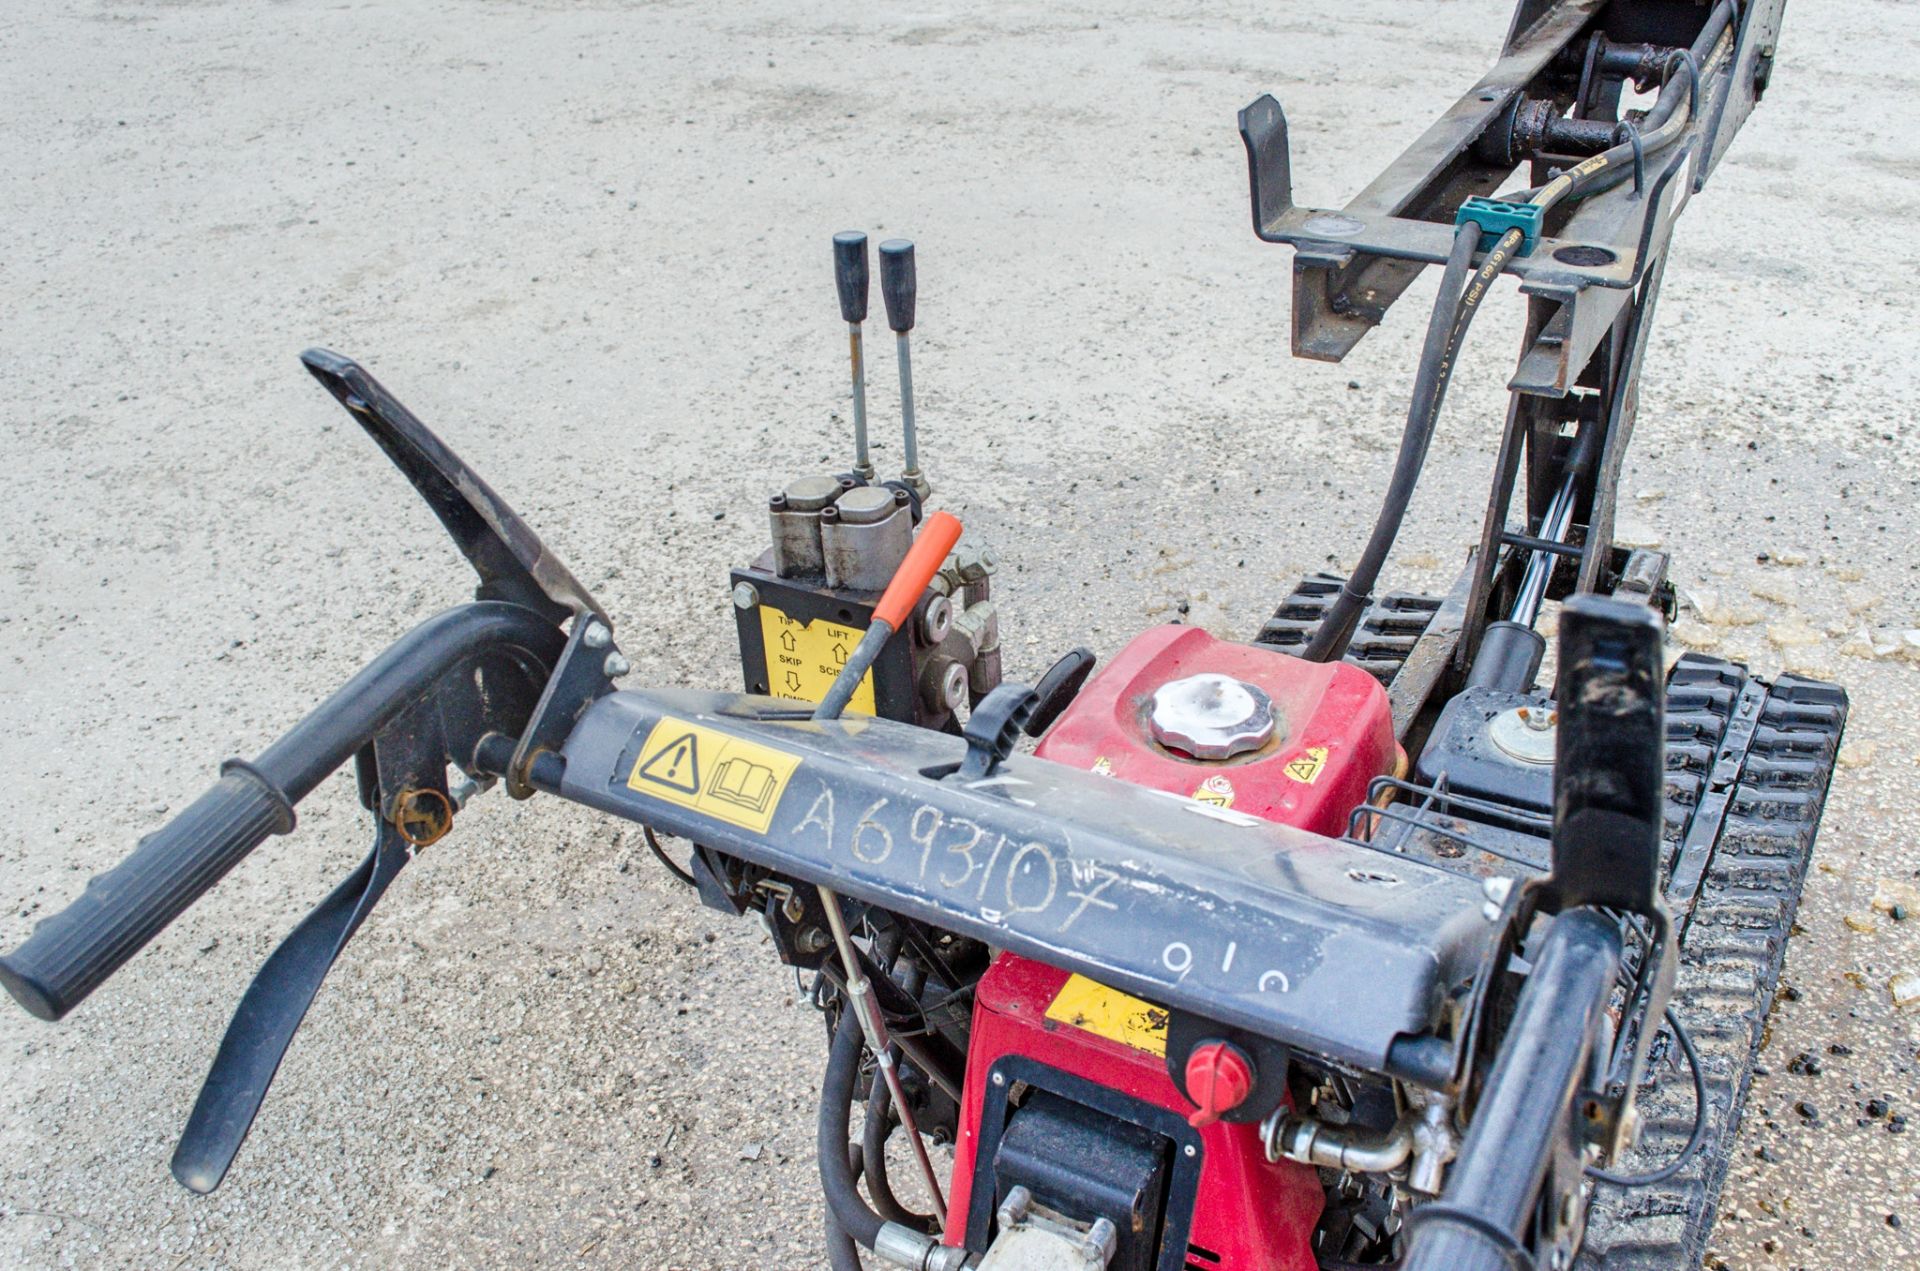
[1192,774,1236,808]
[759,608,876,716]
[627,717,802,834]
[1045,974,1169,1056]
[1284,745,1329,785]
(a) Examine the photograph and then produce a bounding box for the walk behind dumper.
[0,1,1846,1267]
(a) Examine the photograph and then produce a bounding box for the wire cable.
[1584,1007,1708,1187]
[642,826,697,887]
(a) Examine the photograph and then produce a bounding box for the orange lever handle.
[873,510,963,631]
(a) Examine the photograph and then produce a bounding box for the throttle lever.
[1025,647,1097,737]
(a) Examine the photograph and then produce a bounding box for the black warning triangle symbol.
[636,732,702,794]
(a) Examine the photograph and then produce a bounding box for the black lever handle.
[833,231,869,324]
[172,817,416,1193]
[1026,647,1097,738]
[879,239,916,333]
[300,349,605,627]
[0,602,565,1024]
[1548,594,1667,917]
[0,764,294,1021]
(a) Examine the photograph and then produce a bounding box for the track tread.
[1253,571,1443,684]
[1576,653,1848,1270]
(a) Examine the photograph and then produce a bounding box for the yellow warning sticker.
[759,608,876,716]
[1045,974,1169,1056]
[1192,774,1236,808]
[627,716,802,835]
[1284,745,1329,785]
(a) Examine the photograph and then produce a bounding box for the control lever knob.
[879,239,916,333]
[833,231,869,323]
[1184,1039,1255,1129]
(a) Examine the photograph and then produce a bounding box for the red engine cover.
[940,630,1402,1266]
[1034,624,1399,836]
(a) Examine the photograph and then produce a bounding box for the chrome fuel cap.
[1149,673,1275,760]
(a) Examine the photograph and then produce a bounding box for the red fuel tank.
[1034,625,1400,837]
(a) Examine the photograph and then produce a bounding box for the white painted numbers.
[788,779,1294,995]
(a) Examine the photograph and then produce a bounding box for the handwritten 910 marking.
[788,779,1292,995]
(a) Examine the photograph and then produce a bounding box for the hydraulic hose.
[862,959,938,1233]
[1304,220,1515,662]
[1532,0,1732,211]
[819,1007,888,1250]
[826,1200,866,1271]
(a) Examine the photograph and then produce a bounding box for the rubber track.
[1254,571,1442,684]
[1577,654,1848,1269]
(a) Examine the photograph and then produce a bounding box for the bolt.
[797,927,830,954]
[731,582,759,610]
[920,593,954,645]
[1519,706,1557,732]
[1183,1144,1196,1158]
[954,546,998,583]
[448,776,487,810]
[603,652,631,678]
[991,1071,1006,1087]
[582,621,611,649]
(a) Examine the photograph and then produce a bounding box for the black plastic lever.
[878,239,916,333]
[299,349,605,626]
[1026,647,1097,738]
[172,816,416,1193]
[1546,594,1667,917]
[833,231,869,323]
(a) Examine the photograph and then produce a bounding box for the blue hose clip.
[1455,197,1544,255]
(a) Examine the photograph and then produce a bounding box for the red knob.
[1183,1040,1255,1129]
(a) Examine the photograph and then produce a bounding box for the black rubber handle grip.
[879,238,916,333]
[0,762,294,1021]
[833,231,868,323]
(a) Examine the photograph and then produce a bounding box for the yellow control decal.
[1045,974,1169,1056]
[1285,745,1329,785]
[759,608,876,715]
[627,716,802,834]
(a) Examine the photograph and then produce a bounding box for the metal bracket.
[505,614,625,799]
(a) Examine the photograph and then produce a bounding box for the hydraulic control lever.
[878,239,928,500]
[833,231,875,481]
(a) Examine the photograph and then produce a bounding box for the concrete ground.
[2,0,1916,1267]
